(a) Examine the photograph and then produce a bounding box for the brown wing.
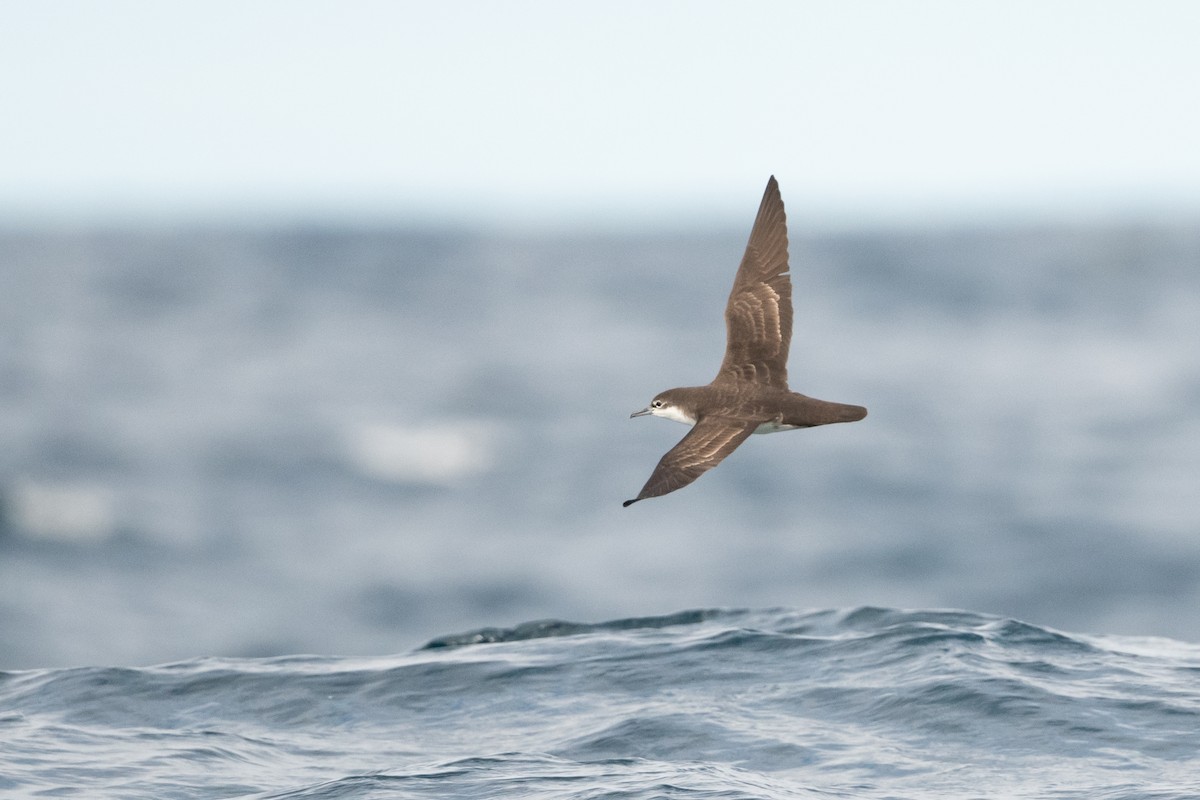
[623,417,756,506]
[713,175,792,389]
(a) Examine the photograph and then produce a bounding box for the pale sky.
[3,1,1200,228]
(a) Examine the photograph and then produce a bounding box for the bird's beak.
[630,407,651,418]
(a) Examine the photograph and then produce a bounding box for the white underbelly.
[753,421,800,434]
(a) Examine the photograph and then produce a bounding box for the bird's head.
[629,389,697,426]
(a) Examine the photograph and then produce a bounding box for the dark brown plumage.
[624,176,866,507]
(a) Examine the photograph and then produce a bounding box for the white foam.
[344,420,502,485]
[9,480,117,543]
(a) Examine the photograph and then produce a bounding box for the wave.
[4,607,1200,799]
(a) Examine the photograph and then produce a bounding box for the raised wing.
[713,176,792,389]
[623,417,756,506]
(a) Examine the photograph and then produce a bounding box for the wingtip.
[622,498,640,508]
[762,175,782,204]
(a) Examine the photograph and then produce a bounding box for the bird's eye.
[651,400,663,408]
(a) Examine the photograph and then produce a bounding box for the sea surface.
[5,607,1200,798]
[1,218,1199,796]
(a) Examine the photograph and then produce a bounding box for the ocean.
[4,608,1200,798]
[1,218,1198,797]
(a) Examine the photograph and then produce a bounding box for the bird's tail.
[787,397,867,426]
[832,402,867,423]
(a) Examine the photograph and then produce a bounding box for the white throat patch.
[651,405,697,426]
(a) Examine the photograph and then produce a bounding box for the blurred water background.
[2,217,1197,669]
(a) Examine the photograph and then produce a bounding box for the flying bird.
[624,176,866,507]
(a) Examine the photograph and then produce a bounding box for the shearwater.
[624,176,867,507]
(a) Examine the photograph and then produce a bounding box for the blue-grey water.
[5,608,1200,798]
[1,220,1199,797]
